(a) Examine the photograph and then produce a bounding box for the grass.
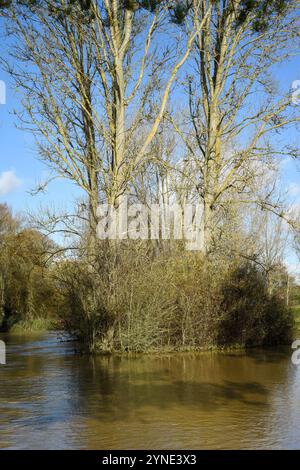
[9,317,59,333]
[291,304,300,339]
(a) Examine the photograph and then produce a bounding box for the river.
[0,332,299,449]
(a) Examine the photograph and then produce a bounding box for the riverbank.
[0,317,60,334]
[2,301,299,352]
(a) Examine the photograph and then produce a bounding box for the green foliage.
[0,0,11,7]
[0,0,39,8]
[124,0,192,24]
[8,317,59,333]
[291,304,300,338]
[263,294,293,346]
[168,0,191,24]
[236,0,291,32]
[0,204,61,332]
[124,0,140,11]
[0,0,291,29]
[0,0,191,25]
[217,263,293,347]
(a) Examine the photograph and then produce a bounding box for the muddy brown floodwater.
[0,332,299,449]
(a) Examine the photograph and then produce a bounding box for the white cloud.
[0,171,22,196]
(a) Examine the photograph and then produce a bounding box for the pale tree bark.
[2,0,208,252]
[172,0,300,254]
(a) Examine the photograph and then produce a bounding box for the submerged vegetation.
[60,249,294,353]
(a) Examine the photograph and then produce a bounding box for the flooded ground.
[0,332,299,449]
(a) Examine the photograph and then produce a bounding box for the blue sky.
[0,42,299,274]
[0,68,81,213]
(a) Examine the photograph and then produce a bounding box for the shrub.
[56,245,294,353]
[217,263,294,347]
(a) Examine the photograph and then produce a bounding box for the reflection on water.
[0,332,299,449]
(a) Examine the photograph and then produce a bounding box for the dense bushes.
[217,263,293,347]
[57,245,294,353]
[1,205,293,349]
[55,259,113,352]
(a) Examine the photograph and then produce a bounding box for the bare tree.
[171,0,300,253]
[2,0,209,255]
